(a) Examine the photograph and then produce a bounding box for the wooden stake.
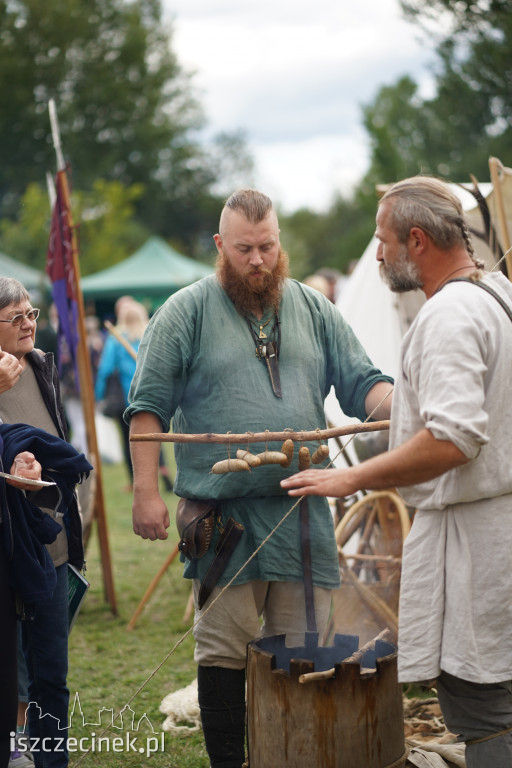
[127,543,180,630]
[49,100,117,613]
[130,420,390,445]
[489,157,512,277]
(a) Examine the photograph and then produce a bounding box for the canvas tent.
[81,236,214,307]
[0,251,48,295]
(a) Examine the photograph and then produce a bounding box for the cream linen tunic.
[391,272,512,684]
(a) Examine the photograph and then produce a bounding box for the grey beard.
[379,249,423,293]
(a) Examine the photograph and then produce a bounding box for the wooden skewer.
[130,420,390,445]
[341,552,401,564]
[299,628,391,684]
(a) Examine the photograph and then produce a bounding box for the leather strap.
[300,497,317,632]
[197,517,245,609]
[444,277,512,322]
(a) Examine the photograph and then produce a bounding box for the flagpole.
[48,100,117,613]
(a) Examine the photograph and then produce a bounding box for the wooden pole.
[49,100,117,613]
[130,419,390,445]
[126,543,180,630]
[489,157,512,277]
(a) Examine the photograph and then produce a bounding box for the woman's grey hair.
[0,277,31,310]
[380,176,484,268]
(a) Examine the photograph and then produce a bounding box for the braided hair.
[380,177,484,269]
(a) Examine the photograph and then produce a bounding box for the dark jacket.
[0,424,92,604]
[24,350,86,568]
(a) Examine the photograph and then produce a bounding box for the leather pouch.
[176,498,216,560]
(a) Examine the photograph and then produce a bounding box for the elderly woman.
[0,277,91,768]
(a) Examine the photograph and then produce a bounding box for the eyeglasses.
[0,308,40,327]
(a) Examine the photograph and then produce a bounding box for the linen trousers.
[192,579,332,668]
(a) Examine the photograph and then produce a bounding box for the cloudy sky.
[162,0,436,213]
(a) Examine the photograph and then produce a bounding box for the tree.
[0,178,149,274]
[0,0,253,257]
[359,0,511,191]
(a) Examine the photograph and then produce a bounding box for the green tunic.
[126,276,392,588]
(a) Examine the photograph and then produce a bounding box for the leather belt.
[300,497,317,632]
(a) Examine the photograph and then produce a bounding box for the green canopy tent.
[81,236,214,312]
[0,251,49,296]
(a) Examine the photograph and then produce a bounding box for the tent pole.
[489,157,512,278]
[49,100,117,613]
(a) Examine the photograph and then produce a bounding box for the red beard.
[216,248,289,316]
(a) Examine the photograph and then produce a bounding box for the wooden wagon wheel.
[328,490,412,645]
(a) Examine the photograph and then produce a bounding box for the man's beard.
[380,243,423,292]
[216,248,290,316]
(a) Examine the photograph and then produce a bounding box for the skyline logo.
[13,693,165,757]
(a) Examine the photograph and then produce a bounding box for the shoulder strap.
[445,277,512,324]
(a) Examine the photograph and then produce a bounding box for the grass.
[67,446,209,768]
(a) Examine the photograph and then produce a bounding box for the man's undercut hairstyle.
[380,176,484,268]
[223,189,274,224]
[0,277,31,310]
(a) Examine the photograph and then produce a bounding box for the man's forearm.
[129,411,165,492]
[349,428,470,493]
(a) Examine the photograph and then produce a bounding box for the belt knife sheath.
[264,341,282,398]
[198,517,245,609]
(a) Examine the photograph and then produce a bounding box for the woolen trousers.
[437,670,512,768]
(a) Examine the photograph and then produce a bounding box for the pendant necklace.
[249,316,273,339]
[245,313,282,398]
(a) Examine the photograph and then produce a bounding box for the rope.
[382,747,408,768]
[71,386,394,766]
[466,723,512,745]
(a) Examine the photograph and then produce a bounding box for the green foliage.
[68,450,210,767]
[0,183,50,265]
[360,0,512,188]
[280,196,375,280]
[0,0,253,256]
[73,179,149,274]
[0,178,151,274]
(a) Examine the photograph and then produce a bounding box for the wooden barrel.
[246,633,405,768]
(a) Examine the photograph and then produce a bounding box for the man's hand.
[282,428,470,500]
[281,468,357,498]
[132,488,170,540]
[0,350,23,393]
[8,452,43,490]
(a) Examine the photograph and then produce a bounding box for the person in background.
[282,175,512,768]
[0,277,89,768]
[302,273,331,298]
[95,299,173,493]
[126,188,393,767]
